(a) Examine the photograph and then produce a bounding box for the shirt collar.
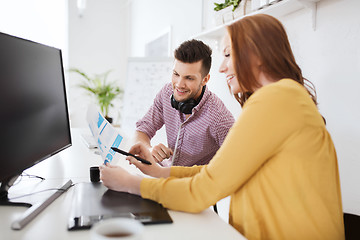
[191,85,210,114]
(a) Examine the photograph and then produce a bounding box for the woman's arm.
[103,81,306,214]
[100,144,205,195]
[139,81,305,213]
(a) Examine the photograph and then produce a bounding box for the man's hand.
[151,143,173,163]
[127,142,170,178]
[135,131,173,163]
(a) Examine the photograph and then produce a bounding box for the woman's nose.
[219,61,227,73]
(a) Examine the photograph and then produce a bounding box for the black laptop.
[68,182,173,230]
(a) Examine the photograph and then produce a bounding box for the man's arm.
[135,83,174,163]
[135,130,152,148]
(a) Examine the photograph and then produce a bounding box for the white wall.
[129,0,203,57]
[127,0,207,144]
[0,0,68,51]
[67,0,129,127]
[128,0,243,119]
[283,0,360,215]
[0,0,129,128]
[0,0,68,81]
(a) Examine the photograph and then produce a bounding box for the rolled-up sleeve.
[136,85,167,139]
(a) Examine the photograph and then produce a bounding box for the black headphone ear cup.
[179,99,196,114]
[171,94,179,110]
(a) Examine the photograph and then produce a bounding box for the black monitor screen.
[0,32,71,183]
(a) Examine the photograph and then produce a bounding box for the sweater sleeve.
[140,80,310,213]
[170,165,204,178]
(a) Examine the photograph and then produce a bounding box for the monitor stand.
[0,175,32,207]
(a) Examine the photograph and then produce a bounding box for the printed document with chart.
[86,105,123,164]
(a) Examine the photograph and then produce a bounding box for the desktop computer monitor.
[0,32,71,206]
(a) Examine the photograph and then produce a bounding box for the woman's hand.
[99,163,142,195]
[127,142,171,178]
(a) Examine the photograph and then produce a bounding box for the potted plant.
[213,0,242,25]
[214,0,253,23]
[214,0,242,12]
[69,68,123,123]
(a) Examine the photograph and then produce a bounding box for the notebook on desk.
[68,182,173,230]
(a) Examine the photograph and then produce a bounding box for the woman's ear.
[255,56,262,70]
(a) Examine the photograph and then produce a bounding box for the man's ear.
[202,74,210,86]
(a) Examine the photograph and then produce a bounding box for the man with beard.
[135,39,234,167]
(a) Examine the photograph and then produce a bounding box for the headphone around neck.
[170,85,206,114]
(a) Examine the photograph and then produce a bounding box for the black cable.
[10,172,45,188]
[22,172,45,181]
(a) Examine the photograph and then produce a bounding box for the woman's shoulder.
[244,78,322,126]
[252,79,309,104]
[263,78,305,93]
[243,78,317,118]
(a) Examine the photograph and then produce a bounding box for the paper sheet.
[86,105,123,164]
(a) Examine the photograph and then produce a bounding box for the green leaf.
[213,0,241,11]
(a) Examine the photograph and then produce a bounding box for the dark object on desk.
[213,204,218,214]
[344,212,360,240]
[68,182,172,230]
[90,166,100,182]
[111,147,152,165]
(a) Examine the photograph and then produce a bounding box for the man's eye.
[225,53,230,57]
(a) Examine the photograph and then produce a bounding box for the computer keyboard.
[81,134,98,149]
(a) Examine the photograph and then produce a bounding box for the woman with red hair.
[100,14,344,239]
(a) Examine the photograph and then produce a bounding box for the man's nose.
[176,77,186,88]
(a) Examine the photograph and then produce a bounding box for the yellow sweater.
[141,79,344,240]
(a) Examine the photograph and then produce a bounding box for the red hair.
[226,14,317,106]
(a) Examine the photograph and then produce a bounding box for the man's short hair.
[174,39,212,78]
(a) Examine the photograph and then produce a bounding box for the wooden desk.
[0,128,245,240]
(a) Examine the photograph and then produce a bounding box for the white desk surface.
[0,128,245,240]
